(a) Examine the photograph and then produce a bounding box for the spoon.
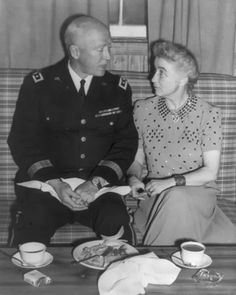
[12,255,27,266]
[0,249,34,267]
[172,254,196,267]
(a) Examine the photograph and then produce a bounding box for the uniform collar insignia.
[118,77,128,90]
[32,72,44,83]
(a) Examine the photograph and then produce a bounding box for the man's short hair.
[60,14,107,55]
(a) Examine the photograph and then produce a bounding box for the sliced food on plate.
[73,240,138,269]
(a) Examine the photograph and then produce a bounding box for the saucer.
[171,251,212,269]
[11,251,53,268]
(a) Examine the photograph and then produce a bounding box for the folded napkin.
[17,178,131,203]
[98,252,181,295]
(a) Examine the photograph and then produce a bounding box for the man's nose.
[103,46,111,60]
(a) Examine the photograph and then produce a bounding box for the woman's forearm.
[183,166,218,186]
[184,150,220,186]
[127,161,143,185]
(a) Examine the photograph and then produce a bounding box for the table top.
[0,244,236,295]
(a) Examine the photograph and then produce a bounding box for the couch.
[1,69,236,245]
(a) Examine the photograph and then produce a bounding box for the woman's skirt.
[134,185,236,245]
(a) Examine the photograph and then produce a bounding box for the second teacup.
[180,241,205,267]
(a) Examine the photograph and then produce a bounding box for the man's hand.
[47,179,87,211]
[74,180,98,205]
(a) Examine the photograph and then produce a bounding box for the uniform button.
[81,136,86,142]
[80,154,86,159]
[109,121,114,126]
[81,119,86,125]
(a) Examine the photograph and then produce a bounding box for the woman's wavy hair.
[152,40,199,92]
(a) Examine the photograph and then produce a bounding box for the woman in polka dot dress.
[128,41,236,245]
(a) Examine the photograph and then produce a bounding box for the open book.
[17,178,131,203]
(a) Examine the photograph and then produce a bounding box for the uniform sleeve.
[201,106,222,152]
[7,73,60,181]
[90,80,138,184]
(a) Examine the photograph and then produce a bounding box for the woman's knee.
[162,187,189,211]
[161,186,215,217]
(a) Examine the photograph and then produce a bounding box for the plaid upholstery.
[0,69,235,245]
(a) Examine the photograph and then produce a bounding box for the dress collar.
[158,95,197,123]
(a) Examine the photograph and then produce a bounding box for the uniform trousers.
[134,185,236,246]
[10,185,135,247]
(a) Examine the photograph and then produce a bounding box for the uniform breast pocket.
[44,112,78,133]
[94,115,118,135]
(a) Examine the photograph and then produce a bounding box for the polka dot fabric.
[133,96,222,178]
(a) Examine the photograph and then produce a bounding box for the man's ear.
[179,76,188,86]
[69,45,80,59]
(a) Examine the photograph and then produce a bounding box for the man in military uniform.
[8,15,138,246]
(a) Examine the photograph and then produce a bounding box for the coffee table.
[0,245,235,295]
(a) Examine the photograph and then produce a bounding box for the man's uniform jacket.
[8,59,138,185]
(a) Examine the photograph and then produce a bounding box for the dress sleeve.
[133,100,145,149]
[201,106,222,151]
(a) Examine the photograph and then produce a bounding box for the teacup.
[19,242,46,265]
[180,241,205,267]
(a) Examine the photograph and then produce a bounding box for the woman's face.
[151,57,187,98]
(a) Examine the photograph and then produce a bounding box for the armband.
[174,174,186,186]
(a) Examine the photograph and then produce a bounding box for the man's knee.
[91,194,131,232]
[10,202,58,247]
[93,193,128,217]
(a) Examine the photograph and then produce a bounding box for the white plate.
[11,251,53,269]
[171,251,212,269]
[72,240,138,270]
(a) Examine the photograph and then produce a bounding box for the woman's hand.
[145,178,175,197]
[128,176,148,200]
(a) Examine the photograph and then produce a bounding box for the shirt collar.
[68,62,93,94]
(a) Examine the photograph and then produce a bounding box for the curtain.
[0,0,109,68]
[148,0,236,75]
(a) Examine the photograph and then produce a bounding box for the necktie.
[78,79,86,104]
